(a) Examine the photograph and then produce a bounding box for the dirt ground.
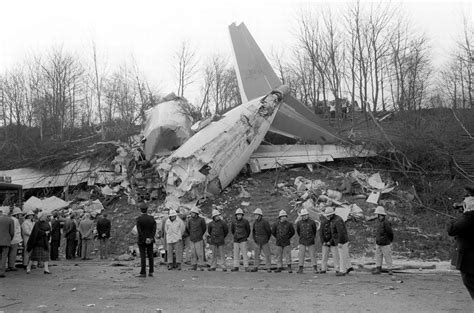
[1,259,472,313]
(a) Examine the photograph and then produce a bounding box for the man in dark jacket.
[272,210,295,273]
[96,213,112,260]
[187,207,207,271]
[296,208,318,274]
[136,203,157,277]
[448,196,474,299]
[330,210,351,276]
[230,208,251,272]
[50,213,62,260]
[251,208,272,272]
[207,209,228,271]
[319,207,339,274]
[372,206,394,275]
[64,214,77,259]
[0,209,14,278]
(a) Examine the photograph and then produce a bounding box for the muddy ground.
[1,259,472,313]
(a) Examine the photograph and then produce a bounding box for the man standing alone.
[165,209,185,270]
[97,213,111,260]
[136,203,157,277]
[372,206,394,275]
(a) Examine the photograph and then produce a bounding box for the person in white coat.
[165,210,185,270]
[21,210,35,268]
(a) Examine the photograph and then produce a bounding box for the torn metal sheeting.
[249,144,375,172]
[157,86,290,202]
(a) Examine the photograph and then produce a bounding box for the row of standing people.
[135,203,394,277]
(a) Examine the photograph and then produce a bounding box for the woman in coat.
[26,212,52,274]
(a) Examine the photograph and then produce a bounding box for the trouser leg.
[262,243,271,268]
[175,240,183,264]
[81,240,87,259]
[375,244,383,267]
[8,243,18,268]
[51,241,59,260]
[233,243,239,267]
[167,243,174,264]
[99,239,104,258]
[382,245,393,269]
[309,244,316,267]
[321,245,329,271]
[138,244,146,274]
[241,241,249,268]
[298,244,306,267]
[218,245,226,269]
[331,246,340,271]
[338,243,349,273]
[210,245,217,269]
[190,241,198,266]
[254,244,262,267]
[194,241,204,267]
[23,249,31,266]
[0,247,8,274]
[461,272,474,299]
[275,246,283,268]
[283,246,291,266]
[147,244,154,273]
[345,244,351,269]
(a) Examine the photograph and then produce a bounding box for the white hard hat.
[25,210,35,217]
[278,210,287,217]
[169,209,177,217]
[212,209,221,218]
[235,208,244,215]
[191,207,200,214]
[324,207,335,216]
[300,208,309,216]
[375,206,386,215]
[11,207,23,216]
[253,208,263,215]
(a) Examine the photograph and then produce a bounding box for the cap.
[375,206,386,215]
[169,209,177,217]
[324,207,335,216]
[253,208,263,215]
[235,208,244,215]
[212,209,221,218]
[278,210,287,217]
[299,208,309,216]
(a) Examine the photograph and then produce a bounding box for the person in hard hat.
[7,207,23,272]
[296,208,318,274]
[230,208,251,272]
[372,206,394,275]
[207,209,229,271]
[330,208,350,276]
[165,209,186,271]
[319,207,340,274]
[0,208,14,277]
[187,207,207,271]
[250,208,272,273]
[136,202,157,277]
[26,212,52,274]
[448,195,474,299]
[21,210,36,267]
[271,209,295,273]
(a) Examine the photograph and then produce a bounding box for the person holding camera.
[448,192,474,299]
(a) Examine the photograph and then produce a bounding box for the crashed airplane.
[156,23,373,208]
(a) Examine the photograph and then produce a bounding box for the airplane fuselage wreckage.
[155,23,374,209]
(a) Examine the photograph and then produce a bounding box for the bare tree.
[174,40,198,98]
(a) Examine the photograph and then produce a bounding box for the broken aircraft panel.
[229,22,337,143]
[157,86,290,204]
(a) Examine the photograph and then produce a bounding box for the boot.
[250,267,259,272]
[231,267,239,272]
[297,266,304,274]
[313,265,318,273]
[335,271,346,276]
[372,266,381,275]
[274,267,282,273]
[287,265,292,273]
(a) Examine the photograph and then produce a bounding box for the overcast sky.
[0,0,472,103]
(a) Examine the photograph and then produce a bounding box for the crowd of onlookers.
[0,206,111,277]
